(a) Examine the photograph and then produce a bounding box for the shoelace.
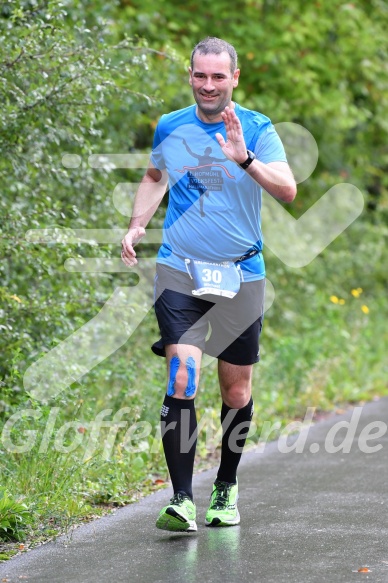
[210,483,231,510]
[170,493,191,506]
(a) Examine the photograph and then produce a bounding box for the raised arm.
[121,164,168,267]
[215,106,297,203]
[182,138,197,159]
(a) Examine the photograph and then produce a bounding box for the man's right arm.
[121,164,168,267]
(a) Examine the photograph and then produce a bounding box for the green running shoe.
[205,479,240,527]
[156,493,197,532]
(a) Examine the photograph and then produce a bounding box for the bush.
[0,489,31,541]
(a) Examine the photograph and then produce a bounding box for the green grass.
[0,219,387,557]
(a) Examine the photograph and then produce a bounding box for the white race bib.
[185,259,243,299]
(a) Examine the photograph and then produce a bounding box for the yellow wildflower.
[361,305,369,314]
[338,299,346,305]
[330,295,339,304]
[10,294,22,303]
[351,289,362,298]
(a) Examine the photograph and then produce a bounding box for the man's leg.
[156,343,202,532]
[217,360,253,483]
[161,343,202,499]
[205,361,253,527]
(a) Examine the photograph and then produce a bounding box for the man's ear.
[188,67,193,86]
[233,68,240,88]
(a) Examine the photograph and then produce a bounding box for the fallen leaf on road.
[358,567,371,573]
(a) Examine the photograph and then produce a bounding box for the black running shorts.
[152,263,265,366]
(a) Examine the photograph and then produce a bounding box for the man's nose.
[203,77,215,91]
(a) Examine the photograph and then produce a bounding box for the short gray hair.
[191,37,238,74]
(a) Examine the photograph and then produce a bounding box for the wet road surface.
[1,397,387,582]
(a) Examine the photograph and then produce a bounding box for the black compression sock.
[216,397,254,484]
[160,394,197,501]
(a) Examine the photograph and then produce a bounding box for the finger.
[224,108,240,127]
[121,239,137,258]
[121,249,137,267]
[223,106,236,121]
[123,248,136,262]
[229,120,244,143]
[215,132,225,147]
[232,113,242,132]
[121,240,135,257]
[226,110,240,131]
[222,111,238,137]
[221,110,232,128]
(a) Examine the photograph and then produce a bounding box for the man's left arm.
[216,106,296,203]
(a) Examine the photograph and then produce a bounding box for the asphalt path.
[1,397,387,583]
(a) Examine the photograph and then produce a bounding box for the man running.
[121,37,296,531]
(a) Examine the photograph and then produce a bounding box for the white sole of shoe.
[205,510,240,527]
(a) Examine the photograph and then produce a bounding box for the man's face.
[189,52,240,122]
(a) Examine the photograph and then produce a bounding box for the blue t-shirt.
[151,102,287,281]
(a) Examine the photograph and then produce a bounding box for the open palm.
[215,106,247,164]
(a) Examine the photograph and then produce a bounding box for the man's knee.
[224,393,250,409]
[167,354,198,398]
[219,361,252,408]
[222,383,251,409]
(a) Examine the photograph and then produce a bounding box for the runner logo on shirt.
[176,139,236,216]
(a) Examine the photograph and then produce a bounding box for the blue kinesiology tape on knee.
[185,356,196,397]
[167,355,180,396]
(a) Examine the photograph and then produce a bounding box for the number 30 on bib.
[185,259,242,299]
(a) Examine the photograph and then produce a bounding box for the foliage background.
[1,0,387,551]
